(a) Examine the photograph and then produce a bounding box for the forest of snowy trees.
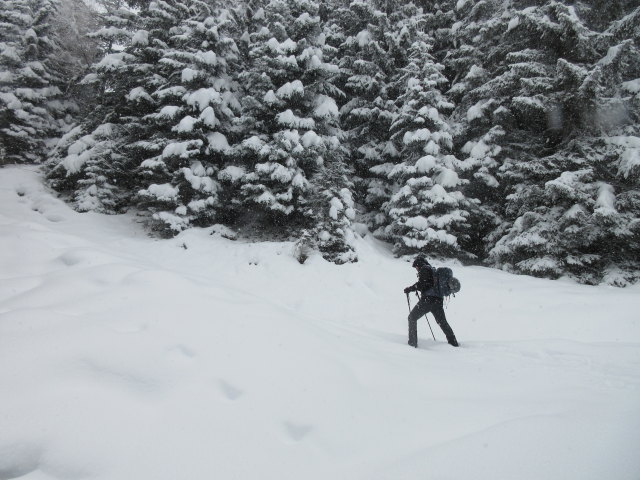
[1,0,639,285]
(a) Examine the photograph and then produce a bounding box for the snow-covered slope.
[1,166,639,480]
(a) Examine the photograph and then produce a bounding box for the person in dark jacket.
[404,255,459,348]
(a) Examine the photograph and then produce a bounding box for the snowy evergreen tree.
[444,0,543,257]
[447,1,590,256]
[236,0,327,220]
[328,1,447,244]
[235,0,357,261]
[330,1,400,232]
[294,142,357,263]
[133,3,243,234]
[49,1,245,233]
[51,0,100,84]
[383,37,469,257]
[48,121,129,212]
[47,1,140,212]
[489,3,640,285]
[0,0,74,164]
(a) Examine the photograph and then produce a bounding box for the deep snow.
[0,166,639,480]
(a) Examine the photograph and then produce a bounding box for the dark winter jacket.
[406,264,439,298]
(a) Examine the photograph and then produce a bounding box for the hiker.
[404,255,459,348]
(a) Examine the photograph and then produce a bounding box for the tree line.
[2,0,639,285]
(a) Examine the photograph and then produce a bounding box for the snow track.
[0,166,639,480]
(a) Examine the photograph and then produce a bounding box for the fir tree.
[446,0,601,259]
[46,0,140,211]
[235,0,357,261]
[47,1,141,212]
[133,3,243,234]
[296,141,358,263]
[383,37,469,257]
[0,0,73,164]
[488,3,640,285]
[48,1,244,233]
[330,0,400,232]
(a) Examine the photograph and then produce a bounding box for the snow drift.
[0,166,639,480]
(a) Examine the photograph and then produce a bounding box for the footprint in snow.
[57,251,83,267]
[283,421,313,442]
[44,214,64,223]
[218,379,244,401]
[167,344,196,361]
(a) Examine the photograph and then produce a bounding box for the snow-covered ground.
[1,165,639,480]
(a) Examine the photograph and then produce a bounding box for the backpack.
[434,267,461,297]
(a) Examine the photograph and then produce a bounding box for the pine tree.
[295,141,358,263]
[487,2,640,285]
[329,0,400,231]
[51,0,100,84]
[46,0,140,210]
[237,0,324,220]
[446,0,596,258]
[383,37,469,257]
[133,3,243,234]
[445,1,534,258]
[47,121,127,212]
[0,0,73,164]
[235,0,357,261]
[46,1,141,212]
[48,1,245,233]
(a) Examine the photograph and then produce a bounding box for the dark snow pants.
[408,296,458,347]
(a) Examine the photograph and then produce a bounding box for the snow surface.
[1,166,639,480]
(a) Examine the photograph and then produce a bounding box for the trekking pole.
[416,292,436,341]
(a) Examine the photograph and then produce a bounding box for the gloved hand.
[404,286,414,294]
